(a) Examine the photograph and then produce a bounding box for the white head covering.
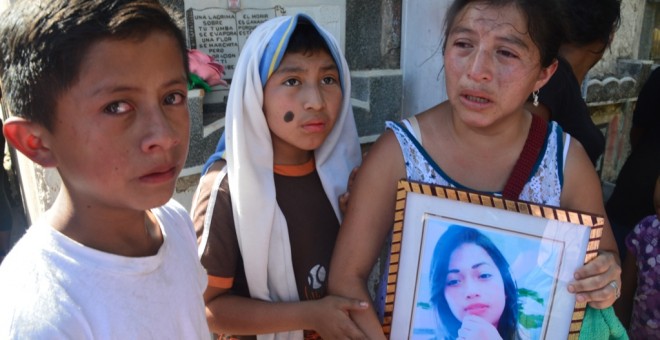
[225,13,361,339]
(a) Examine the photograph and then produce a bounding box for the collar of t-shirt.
[273,157,315,177]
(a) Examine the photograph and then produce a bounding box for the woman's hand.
[457,315,502,340]
[568,250,622,309]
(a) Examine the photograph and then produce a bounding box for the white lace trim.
[387,120,565,206]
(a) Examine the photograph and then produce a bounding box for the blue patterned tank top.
[386,118,570,206]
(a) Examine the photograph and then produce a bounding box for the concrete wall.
[593,0,647,75]
[345,0,403,143]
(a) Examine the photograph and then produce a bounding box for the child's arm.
[204,286,368,338]
[560,136,621,309]
[614,249,637,328]
[329,131,406,339]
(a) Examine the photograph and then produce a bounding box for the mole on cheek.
[283,111,295,122]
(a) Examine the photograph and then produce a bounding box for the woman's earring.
[532,90,540,107]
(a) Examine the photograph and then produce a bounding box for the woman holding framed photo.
[328,0,622,338]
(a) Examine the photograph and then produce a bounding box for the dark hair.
[285,19,332,58]
[0,0,188,131]
[430,226,519,339]
[562,0,621,51]
[442,0,564,68]
[277,18,341,89]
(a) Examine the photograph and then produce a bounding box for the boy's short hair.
[258,15,346,89]
[284,19,332,57]
[0,0,188,131]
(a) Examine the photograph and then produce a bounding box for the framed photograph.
[383,180,603,340]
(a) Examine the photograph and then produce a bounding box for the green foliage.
[519,313,545,329]
[518,288,544,305]
[517,287,545,330]
[188,73,211,92]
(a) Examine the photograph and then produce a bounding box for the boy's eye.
[321,76,338,85]
[103,101,132,115]
[164,92,186,105]
[283,78,301,86]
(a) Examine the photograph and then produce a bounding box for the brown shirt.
[194,159,339,339]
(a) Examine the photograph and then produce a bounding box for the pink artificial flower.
[188,49,227,87]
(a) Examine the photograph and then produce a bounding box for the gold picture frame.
[383,180,603,339]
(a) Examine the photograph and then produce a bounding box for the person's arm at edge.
[329,130,406,339]
[204,286,368,338]
[560,136,621,309]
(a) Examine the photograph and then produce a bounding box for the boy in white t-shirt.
[0,0,208,338]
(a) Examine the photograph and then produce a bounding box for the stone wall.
[588,60,655,185]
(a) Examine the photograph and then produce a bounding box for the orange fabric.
[273,158,315,177]
[207,275,234,289]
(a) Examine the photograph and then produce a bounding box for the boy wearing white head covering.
[191,14,367,340]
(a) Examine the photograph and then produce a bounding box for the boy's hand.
[339,167,360,215]
[307,295,369,340]
[567,250,622,309]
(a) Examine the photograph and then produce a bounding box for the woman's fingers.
[567,251,621,308]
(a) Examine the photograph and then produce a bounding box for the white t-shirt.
[0,199,209,339]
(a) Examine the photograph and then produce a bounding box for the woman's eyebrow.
[497,34,530,50]
[472,262,489,269]
[447,261,491,273]
[448,25,474,36]
[449,24,530,51]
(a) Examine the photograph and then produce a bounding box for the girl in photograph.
[430,226,519,340]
